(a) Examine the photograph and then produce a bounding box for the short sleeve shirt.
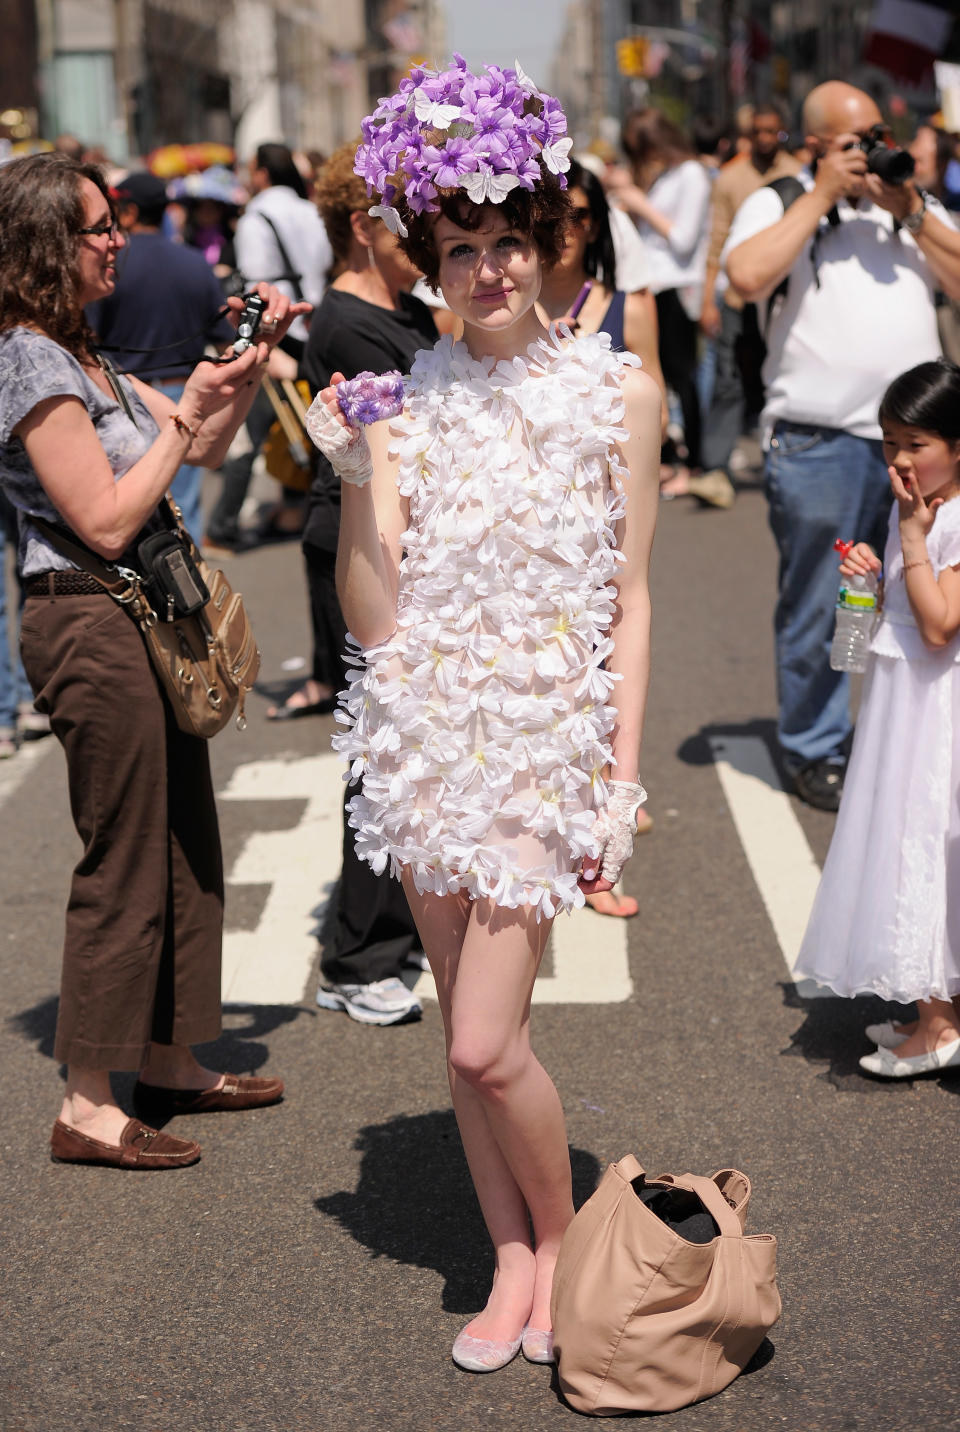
[0,327,159,575]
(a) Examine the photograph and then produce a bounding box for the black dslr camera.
[852,124,915,185]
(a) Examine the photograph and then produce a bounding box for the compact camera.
[232,293,267,355]
[850,124,915,186]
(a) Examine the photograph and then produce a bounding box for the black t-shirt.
[87,232,235,380]
[299,287,438,552]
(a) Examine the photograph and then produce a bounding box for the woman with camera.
[0,153,309,1168]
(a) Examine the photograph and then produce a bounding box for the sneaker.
[792,759,844,812]
[16,703,51,742]
[0,726,16,759]
[315,976,422,1026]
[687,469,736,509]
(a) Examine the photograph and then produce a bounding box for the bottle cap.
[833,539,853,557]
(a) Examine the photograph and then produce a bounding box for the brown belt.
[24,571,107,597]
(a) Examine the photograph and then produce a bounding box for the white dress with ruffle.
[794,497,960,1001]
[332,329,638,918]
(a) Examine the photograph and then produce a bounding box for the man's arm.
[868,179,960,302]
[727,143,867,301]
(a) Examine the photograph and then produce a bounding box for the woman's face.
[76,176,124,305]
[557,185,594,275]
[432,208,542,331]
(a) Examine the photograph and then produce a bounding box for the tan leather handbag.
[551,1155,781,1415]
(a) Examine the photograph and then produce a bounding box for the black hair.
[566,158,617,288]
[255,142,307,198]
[879,360,960,441]
[691,115,731,158]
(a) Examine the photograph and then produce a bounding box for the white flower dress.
[332,328,640,918]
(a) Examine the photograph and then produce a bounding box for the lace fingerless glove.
[590,779,649,884]
[304,395,374,488]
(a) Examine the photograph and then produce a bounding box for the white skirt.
[794,651,960,1002]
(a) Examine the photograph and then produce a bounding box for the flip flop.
[266,692,336,721]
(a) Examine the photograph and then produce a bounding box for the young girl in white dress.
[306,58,661,1370]
[795,359,960,1079]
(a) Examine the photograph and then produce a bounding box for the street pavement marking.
[218,752,631,1006]
[708,734,823,987]
[0,737,54,811]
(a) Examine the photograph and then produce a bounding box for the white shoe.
[452,1326,522,1373]
[315,977,422,1026]
[859,1037,960,1079]
[864,1021,909,1049]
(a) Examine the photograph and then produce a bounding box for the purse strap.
[661,1172,748,1237]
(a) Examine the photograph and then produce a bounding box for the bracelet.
[902,557,932,572]
[170,413,200,441]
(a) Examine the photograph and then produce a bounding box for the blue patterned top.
[0,327,160,575]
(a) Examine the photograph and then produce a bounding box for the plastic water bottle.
[829,539,879,673]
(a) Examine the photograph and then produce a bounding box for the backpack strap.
[764,174,840,328]
[252,213,305,302]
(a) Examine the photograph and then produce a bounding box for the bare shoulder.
[619,364,662,422]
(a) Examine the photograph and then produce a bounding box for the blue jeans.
[765,423,891,771]
[152,379,204,543]
[0,492,31,730]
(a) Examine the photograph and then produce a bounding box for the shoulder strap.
[256,214,305,302]
[30,513,140,600]
[763,174,839,328]
[766,174,806,211]
[94,353,143,432]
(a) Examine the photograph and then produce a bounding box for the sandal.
[266,682,336,721]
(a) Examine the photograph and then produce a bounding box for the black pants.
[320,784,419,985]
[656,287,702,470]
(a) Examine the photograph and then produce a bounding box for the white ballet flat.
[859,1037,960,1079]
[452,1326,522,1373]
[864,1021,909,1049]
[521,1326,555,1364]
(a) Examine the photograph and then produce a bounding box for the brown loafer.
[132,1072,285,1117]
[50,1118,201,1169]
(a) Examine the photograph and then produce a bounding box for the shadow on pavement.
[780,982,960,1096]
[676,717,780,771]
[315,1109,601,1314]
[8,996,305,1118]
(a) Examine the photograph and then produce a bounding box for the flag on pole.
[863,0,955,86]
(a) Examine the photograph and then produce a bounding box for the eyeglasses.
[77,218,119,239]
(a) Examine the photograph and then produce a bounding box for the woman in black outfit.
[281,140,438,1025]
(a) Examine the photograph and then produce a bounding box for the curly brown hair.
[397,169,572,292]
[314,140,374,265]
[0,152,113,358]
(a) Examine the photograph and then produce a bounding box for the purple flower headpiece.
[337,371,407,426]
[354,54,572,238]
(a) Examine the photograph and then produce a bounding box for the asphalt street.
[2,473,958,1432]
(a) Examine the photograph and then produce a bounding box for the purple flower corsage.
[336,371,407,426]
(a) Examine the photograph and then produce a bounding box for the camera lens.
[866,146,915,185]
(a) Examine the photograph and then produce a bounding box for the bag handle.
[614,1153,646,1184]
[656,1170,749,1237]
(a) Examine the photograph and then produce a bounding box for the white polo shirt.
[723,169,944,440]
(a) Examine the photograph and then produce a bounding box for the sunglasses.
[77,217,119,239]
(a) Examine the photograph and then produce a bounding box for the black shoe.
[792,759,844,812]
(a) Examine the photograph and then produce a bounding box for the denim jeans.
[765,422,891,771]
[0,491,31,731]
[152,379,204,544]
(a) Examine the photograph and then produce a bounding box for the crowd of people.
[2,57,960,1381]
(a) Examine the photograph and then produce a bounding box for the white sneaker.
[859,1037,960,1079]
[315,977,422,1026]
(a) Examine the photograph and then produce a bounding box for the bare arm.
[867,176,960,303]
[622,290,668,437]
[606,367,662,783]
[15,347,265,559]
[727,143,866,301]
[332,412,409,648]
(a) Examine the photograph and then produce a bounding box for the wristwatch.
[901,192,926,235]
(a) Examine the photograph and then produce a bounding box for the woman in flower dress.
[307,57,661,1373]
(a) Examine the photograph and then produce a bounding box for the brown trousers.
[20,593,224,1069]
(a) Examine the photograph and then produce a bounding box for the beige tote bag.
[551,1154,781,1414]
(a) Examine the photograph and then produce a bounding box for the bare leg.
[889,997,960,1059]
[403,873,574,1341]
